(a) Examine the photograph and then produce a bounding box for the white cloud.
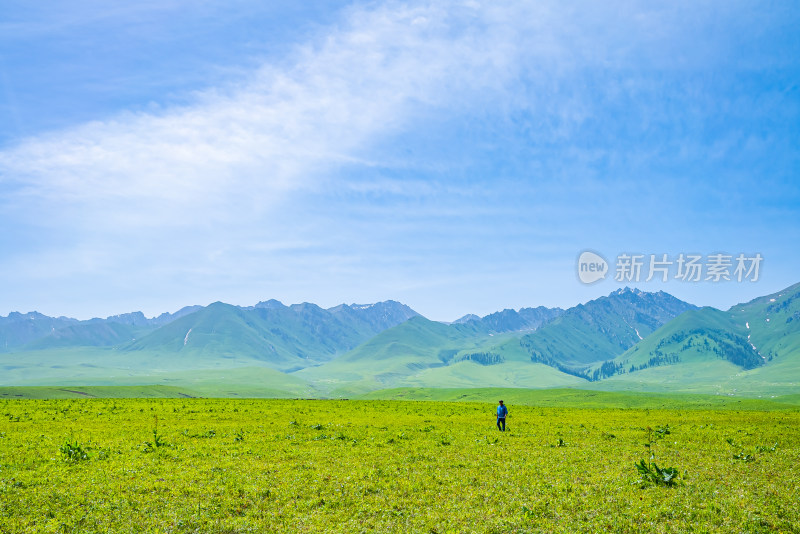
[3,0,789,318]
[0,1,541,232]
[3,1,734,230]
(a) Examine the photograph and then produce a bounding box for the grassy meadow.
[1,396,799,533]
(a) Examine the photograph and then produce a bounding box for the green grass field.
[358,387,800,410]
[1,397,798,533]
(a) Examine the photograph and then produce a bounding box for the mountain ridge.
[2,284,799,398]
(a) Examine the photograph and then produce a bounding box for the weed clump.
[635,426,679,486]
[142,415,170,452]
[60,440,89,462]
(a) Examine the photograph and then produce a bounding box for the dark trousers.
[497,417,506,431]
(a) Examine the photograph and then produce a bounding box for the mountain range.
[2,283,799,398]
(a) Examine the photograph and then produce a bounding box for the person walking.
[496,400,508,431]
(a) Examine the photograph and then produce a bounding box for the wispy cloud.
[1,0,797,318]
[2,2,527,228]
[6,0,697,221]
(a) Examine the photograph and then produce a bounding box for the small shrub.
[142,415,170,452]
[636,426,680,486]
[635,459,679,486]
[654,424,671,437]
[60,440,89,462]
[755,442,778,453]
[727,437,760,462]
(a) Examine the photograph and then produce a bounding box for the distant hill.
[477,306,563,333]
[326,300,421,335]
[0,306,204,352]
[295,308,570,395]
[301,288,695,391]
[452,314,480,324]
[0,312,79,352]
[598,282,800,390]
[517,287,696,371]
[0,300,418,365]
[123,300,419,371]
[615,307,762,372]
[25,321,149,350]
[148,306,205,326]
[448,307,563,331]
[2,285,799,398]
[308,315,485,366]
[729,281,800,362]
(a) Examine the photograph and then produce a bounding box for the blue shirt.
[496,405,508,418]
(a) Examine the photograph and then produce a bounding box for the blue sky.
[1,0,799,321]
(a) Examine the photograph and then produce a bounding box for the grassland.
[358,387,800,410]
[1,398,798,533]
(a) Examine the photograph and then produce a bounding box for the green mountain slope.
[295,316,482,393]
[326,300,421,334]
[296,290,700,395]
[0,307,207,352]
[123,300,419,371]
[123,302,340,371]
[517,288,696,369]
[2,285,798,398]
[395,361,587,390]
[295,315,581,395]
[296,316,482,378]
[24,321,149,350]
[1,299,421,392]
[590,282,800,396]
[470,306,563,333]
[0,312,79,352]
[728,281,800,363]
[615,307,763,372]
